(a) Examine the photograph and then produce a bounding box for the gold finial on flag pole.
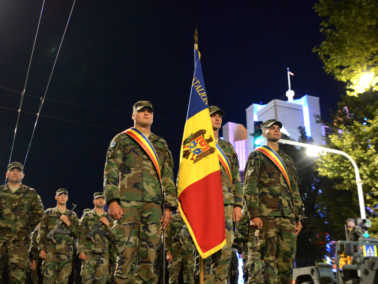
[194,27,199,50]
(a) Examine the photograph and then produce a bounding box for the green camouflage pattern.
[204,205,234,284]
[247,229,261,284]
[217,139,243,207]
[7,161,23,171]
[260,119,282,132]
[29,226,42,284]
[0,184,44,283]
[243,149,303,219]
[166,213,195,284]
[56,188,68,196]
[348,225,363,241]
[259,217,295,284]
[29,226,40,262]
[229,249,239,284]
[153,235,163,284]
[234,208,249,283]
[78,209,114,254]
[209,106,225,116]
[104,132,177,209]
[42,252,72,284]
[38,207,79,255]
[80,253,109,284]
[0,184,44,241]
[133,100,154,112]
[112,201,163,284]
[0,240,30,283]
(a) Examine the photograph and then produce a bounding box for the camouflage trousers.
[247,229,261,284]
[260,217,295,284]
[152,240,163,284]
[204,205,233,284]
[81,253,109,283]
[42,252,72,284]
[29,259,42,284]
[229,249,239,284]
[241,244,248,283]
[0,239,29,284]
[113,201,162,284]
[168,248,195,284]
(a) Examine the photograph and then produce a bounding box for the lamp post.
[279,139,366,219]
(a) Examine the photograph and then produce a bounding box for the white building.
[222,94,325,172]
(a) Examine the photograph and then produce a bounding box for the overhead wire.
[23,0,77,168]
[8,0,46,167]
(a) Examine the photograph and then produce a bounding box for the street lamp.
[279,139,366,219]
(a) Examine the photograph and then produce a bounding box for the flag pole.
[194,27,205,284]
[287,67,291,90]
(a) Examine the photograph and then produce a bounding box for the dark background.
[0,2,344,217]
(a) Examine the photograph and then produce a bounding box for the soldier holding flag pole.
[177,30,238,284]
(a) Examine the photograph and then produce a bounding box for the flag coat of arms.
[177,49,226,259]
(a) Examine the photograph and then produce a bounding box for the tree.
[313,0,378,96]
[316,93,378,235]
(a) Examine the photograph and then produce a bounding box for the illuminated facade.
[223,94,325,172]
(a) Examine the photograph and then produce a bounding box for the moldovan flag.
[177,49,226,259]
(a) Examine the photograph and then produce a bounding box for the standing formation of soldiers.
[0,100,313,284]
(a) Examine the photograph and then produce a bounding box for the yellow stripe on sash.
[216,144,232,182]
[123,128,161,182]
[256,146,291,191]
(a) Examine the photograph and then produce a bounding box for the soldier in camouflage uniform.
[346,218,363,241]
[228,243,240,284]
[0,161,44,283]
[104,101,177,284]
[78,192,115,283]
[38,188,79,284]
[203,106,243,284]
[166,208,195,284]
[244,119,303,284]
[29,224,42,283]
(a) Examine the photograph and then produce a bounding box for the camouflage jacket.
[78,209,114,254]
[29,227,40,262]
[166,213,194,253]
[243,149,302,219]
[104,132,177,209]
[0,184,44,242]
[38,207,79,255]
[218,139,243,207]
[348,226,363,241]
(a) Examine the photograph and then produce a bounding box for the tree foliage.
[316,92,378,235]
[313,0,378,96]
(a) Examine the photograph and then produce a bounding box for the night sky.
[0,1,345,214]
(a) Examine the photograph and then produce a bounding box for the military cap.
[56,188,68,196]
[261,119,282,131]
[346,218,356,223]
[7,161,23,171]
[133,101,154,112]
[209,106,225,116]
[94,192,105,199]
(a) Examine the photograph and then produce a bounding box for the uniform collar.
[149,132,159,142]
[5,183,24,193]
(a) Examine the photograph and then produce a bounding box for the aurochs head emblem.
[182,130,215,163]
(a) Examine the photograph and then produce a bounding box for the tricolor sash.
[256,145,291,191]
[123,128,161,182]
[216,144,232,182]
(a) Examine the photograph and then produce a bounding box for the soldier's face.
[263,125,281,142]
[132,108,153,127]
[347,221,355,228]
[6,168,24,183]
[55,193,68,205]
[93,197,105,208]
[210,113,222,131]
